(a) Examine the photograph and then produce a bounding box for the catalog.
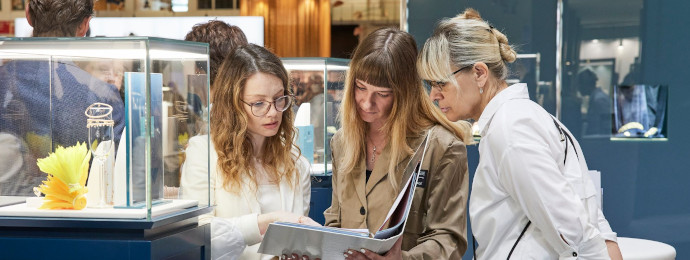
[258,132,430,259]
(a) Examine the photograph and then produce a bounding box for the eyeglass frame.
[426,64,475,91]
[240,94,294,117]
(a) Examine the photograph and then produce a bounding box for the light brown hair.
[339,27,472,192]
[211,44,297,192]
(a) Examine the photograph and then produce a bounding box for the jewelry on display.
[86,103,115,208]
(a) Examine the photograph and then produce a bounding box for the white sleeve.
[211,217,247,260]
[493,118,609,259]
[297,156,312,216]
[181,136,263,247]
[180,136,214,225]
[597,208,618,242]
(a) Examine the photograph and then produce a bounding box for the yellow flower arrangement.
[36,142,91,210]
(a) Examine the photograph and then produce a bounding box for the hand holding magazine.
[258,133,431,259]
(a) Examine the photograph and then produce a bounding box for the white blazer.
[180,135,312,260]
[470,84,617,259]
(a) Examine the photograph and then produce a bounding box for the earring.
[479,88,484,94]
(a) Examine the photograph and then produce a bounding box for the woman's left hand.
[343,237,402,260]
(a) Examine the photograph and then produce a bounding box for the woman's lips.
[263,121,279,129]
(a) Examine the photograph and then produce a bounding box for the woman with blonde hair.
[181,44,318,260]
[417,8,623,259]
[324,27,473,260]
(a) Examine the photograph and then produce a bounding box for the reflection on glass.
[577,68,612,137]
[282,58,349,174]
[613,85,667,138]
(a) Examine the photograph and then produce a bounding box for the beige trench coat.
[324,125,469,260]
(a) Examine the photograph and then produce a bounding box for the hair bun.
[499,43,517,63]
[459,8,483,21]
[492,30,517,63]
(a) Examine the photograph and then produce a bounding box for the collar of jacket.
[349,129,429,204]
[477,83,529,137]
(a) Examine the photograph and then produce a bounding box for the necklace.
[371,143,377,163]
[368,135,383,163]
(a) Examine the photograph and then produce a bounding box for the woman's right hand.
[258,211,321,235]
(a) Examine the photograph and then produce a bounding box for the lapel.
[365,144,392,195]
[238,176,261,214]
[279,172,294,212]
[350,157,368,208]
[365,133,427,196]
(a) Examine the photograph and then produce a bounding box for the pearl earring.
[479,88,484,94]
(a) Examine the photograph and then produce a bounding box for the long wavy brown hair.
[339,27,472,193]
[211,44,298,193]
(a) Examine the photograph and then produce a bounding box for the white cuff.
[211,218,247,260]
[559,234,609,260]
[236,213,263,246]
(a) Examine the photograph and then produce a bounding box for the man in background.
[0,0,124,195]
[578,69,612,136]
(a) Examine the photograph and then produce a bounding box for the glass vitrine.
[281,58,349,176]
[0,37,210,219]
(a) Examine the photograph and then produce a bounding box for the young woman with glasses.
[181,44,319,260]
[417,9,622,259]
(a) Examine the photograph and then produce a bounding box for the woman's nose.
[359,93,375,110]
[429,87,443,103]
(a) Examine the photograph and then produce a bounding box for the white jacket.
[180,135,312,260]
[469,84,617,259]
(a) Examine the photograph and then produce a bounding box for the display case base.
[0,207,212,260]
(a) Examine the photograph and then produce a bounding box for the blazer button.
[360,207,366,215]
[572,252,577,257]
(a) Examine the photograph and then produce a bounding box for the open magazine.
[258,132,431,259]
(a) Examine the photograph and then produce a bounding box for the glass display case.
[612,84,668,140]
[281,58,349,176]
[0,37,211,219]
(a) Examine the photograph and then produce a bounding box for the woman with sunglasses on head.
[318,27,473,260]
[181,44,319,260]
[417,9,623,259]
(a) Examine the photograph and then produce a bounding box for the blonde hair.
[418,8,517,92]
[339,27,472,192]
[211,44,298,193]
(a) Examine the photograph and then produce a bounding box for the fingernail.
[347,250,353,255]
[360,249,366,254]
[281,255,286,260]
[343,253,349,258]
[302,256,308,260]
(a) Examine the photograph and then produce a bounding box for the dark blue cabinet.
[0,207,212,260]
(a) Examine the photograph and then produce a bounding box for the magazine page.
[258,130,431,259]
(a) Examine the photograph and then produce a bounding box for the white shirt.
[257,184,282,214]
[180,135,312,260]
[470,84,617,259]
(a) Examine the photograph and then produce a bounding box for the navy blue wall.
[410,0,689,258]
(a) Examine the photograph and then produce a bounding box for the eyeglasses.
[425,64,475,91]
[241,95,293,117]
